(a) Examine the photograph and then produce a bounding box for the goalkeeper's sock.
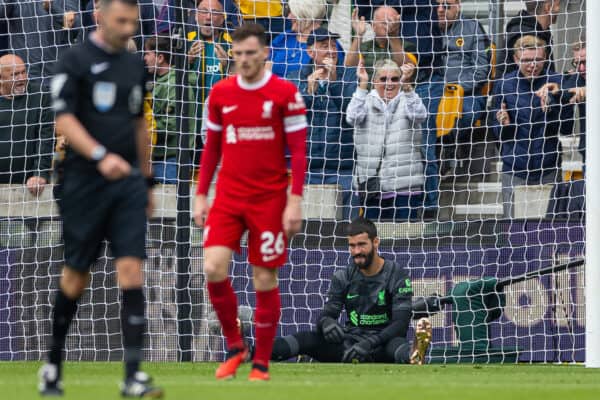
[121,288,145,381]
[48,288,79,376]
[253,287,281,369]
[207,279,243,349]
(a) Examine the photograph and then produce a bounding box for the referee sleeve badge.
[129,85,143,114]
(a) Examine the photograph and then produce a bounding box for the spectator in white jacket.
[346,59,427,221]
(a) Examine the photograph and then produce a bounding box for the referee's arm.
[55,113,132,180]
[52,55,132,180]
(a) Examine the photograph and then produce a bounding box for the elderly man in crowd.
[345,6,416,83]
[0,54,53,195]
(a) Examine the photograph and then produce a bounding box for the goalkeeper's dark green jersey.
[319,259,413,344]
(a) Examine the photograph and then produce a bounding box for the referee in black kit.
[38,0,163,397]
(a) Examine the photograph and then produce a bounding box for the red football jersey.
[199,70,307,198]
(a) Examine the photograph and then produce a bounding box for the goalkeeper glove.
[341,338,377,363]
[320,317,345,343]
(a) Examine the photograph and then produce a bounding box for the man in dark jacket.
[501,0,560,77]
[287,28,357,220]
[0,0,81,88]
[0,54,53,195]
[492,35,573,218]
[419,0,491,212]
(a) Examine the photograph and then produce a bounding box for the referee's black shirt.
[52,38,147,175]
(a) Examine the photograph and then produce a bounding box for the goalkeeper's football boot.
[410,317,432,365]
[215,345,249,380]
[120,371,164,398]
[38,363,64,397]
[248,364,270,381]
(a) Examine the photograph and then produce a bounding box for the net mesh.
[0,0,588,363]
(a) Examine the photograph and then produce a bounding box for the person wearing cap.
[288,27,358,220]
[269,0,345,78]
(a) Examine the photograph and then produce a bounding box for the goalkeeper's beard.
[353,247,375,270]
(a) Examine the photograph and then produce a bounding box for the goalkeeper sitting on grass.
[271,217,432,364]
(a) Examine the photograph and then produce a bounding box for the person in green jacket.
[144,36,195,183]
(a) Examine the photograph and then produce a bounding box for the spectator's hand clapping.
[322,57,336,80]
[357,60,369,89]
[188,40,204,64]
[307,68,326,94]
[400,63,416,83]
[351,8,367,38]
[496,102,510,126]
[214,43,229,70]
[568,87,586,104]
[535,82,560,112]
[387,14,401,38]
[63,11,76,29]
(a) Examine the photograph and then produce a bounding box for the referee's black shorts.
[57,171,148,271]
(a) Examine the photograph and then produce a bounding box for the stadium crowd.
[0,0,586,220]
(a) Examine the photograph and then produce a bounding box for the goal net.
[0,0,587,364]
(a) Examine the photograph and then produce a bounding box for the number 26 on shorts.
[260,231,285,263]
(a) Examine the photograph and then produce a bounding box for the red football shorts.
[203,192,288,268]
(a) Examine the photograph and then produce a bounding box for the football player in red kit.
[193,23,307,381]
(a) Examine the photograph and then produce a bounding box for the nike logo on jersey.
[222,105,238,114]
[346,294,359,299]
[90,62,110,74]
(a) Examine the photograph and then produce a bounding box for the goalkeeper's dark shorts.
[57,172,148,272]
[272,330,412,364]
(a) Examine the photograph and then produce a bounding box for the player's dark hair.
[98,0,139,7]
[231,23,267,46]
[346,217,378,240]
[144,36,173,65]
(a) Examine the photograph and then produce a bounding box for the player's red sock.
[253,287,281,369]
[207,279,244,350]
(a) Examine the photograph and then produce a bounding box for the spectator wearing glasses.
[187,0,232,165]
[268,0,345,78]
[492,35,573,218]
[536,40,586,161]
[346,59,427,221]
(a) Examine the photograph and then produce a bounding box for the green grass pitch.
[2,362,600,400]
